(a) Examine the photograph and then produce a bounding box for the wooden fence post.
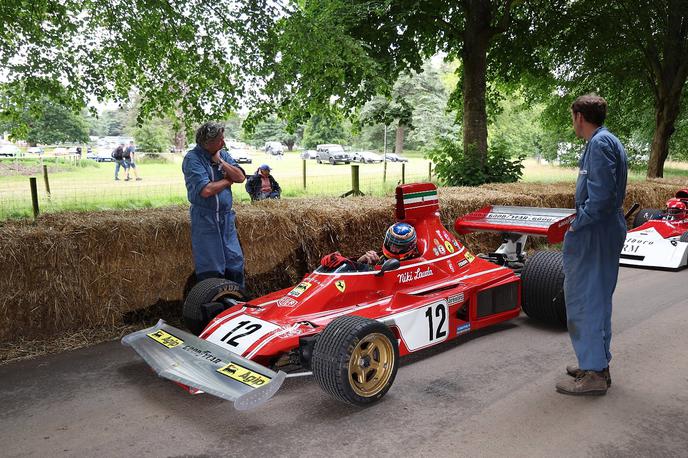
[428,161,432,181]
[42,164,51,199]
[341,164,364,197]
[30,177,39,219]
[402,163,405,184]
[302,159,307,189]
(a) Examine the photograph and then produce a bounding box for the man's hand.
[357,250,380,265]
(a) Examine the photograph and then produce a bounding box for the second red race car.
[123,183,574,409]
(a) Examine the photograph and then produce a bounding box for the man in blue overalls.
[182,122,247,288]
[557,95,628,396]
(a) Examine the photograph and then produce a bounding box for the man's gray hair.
[195,122,225,147]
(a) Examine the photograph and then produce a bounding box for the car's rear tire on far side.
[521,250,567,328]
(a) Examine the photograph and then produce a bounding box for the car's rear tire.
[312,315,399,406]
[317,158,322,164]
[521,251,567,328]
[633,208,663,228]
[680,231,688,243]
[183,278,245,335]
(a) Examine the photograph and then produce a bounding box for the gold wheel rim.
[348,333,395,398]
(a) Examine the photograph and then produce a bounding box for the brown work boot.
[556,370,608,396]
[566,365,611,387]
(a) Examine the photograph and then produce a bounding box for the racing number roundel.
[387,300,449,351]
[206,316,280,355]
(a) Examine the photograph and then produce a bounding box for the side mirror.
[375,258,400,277]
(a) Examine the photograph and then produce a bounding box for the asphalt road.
[1,266,687,458]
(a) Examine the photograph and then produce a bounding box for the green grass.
[0,152,432,219]
[1,152,686,220]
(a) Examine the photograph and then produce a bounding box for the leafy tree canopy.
[0,98,89,145]
[1,0,277,131]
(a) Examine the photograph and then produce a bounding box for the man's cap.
[259,164,271,171]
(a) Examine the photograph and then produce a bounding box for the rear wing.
[454,205,576,244]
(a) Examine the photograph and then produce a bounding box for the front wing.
[122,320,286,410]
[620,228,688,269]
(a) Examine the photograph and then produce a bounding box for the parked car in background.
[53,147,69,156]
[300,150,318,160]
[352,151,383,163]
[384,153,408,162]
[316,144,352,164]
[264,141,284,156]
[27,147,44,155]
[0,144,20,157]
[88,147,115,162]
[228,147,252,164]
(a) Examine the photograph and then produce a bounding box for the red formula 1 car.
[123,183,574,409]
[620,189,688,269]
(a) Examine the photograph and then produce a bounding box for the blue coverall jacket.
[563,127,628,371]
[182,145,246,288]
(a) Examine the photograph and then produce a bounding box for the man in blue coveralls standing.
[182,122,247,288]
[556,95,628,396]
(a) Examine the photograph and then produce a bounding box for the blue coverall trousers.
[190,206,245,289]
[562,212,626,371]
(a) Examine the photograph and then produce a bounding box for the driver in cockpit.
[320,222,419,271]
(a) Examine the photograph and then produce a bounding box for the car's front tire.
[312,315,399,406]
[521,251,567,328]
[183,278,245,335]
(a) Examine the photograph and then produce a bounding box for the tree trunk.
[462,1,492,168]
[647,95,682,178]
[395,124,404,155]
[174,129,186,153]
[645,2,687,178]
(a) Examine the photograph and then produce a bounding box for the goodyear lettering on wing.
[458,259,469,268]
[181,345,222,364]
[147,330,183,349]
[217,362,271,388]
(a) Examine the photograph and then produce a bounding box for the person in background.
[245,164,281,200]
[112,143,126,181]
[556,94,628,396]
[123,140,141,181]
[182,122,247,288]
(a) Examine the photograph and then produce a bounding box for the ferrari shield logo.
[335,280,346,293]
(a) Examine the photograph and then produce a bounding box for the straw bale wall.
[0,181,682,343]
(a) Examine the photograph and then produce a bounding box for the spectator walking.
[123,141,141,181]
[245,164,281,200]
[112,143,127,180]
[556,94,628,396]
[182,122,247,288]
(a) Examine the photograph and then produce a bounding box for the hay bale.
[0,180,684,344]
